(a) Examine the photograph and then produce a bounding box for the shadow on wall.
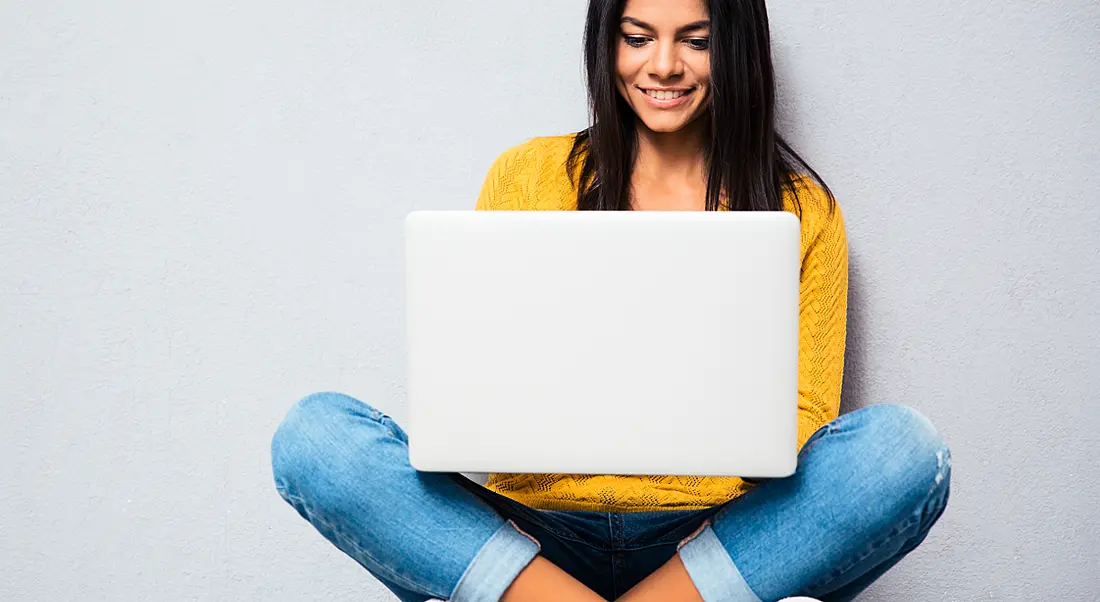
[840,254,870,416]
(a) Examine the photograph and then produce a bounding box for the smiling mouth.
[639,87,696,100]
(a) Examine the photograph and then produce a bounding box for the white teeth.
[645,88,689,100]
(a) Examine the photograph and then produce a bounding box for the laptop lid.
[405,210,800,477]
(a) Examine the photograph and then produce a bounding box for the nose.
[649,39,684,80]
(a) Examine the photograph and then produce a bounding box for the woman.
[270,0,951,600]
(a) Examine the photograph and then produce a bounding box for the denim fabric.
[271,393,950,602]
[676,404,952,601]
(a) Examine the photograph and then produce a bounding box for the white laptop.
[404,210,800,478]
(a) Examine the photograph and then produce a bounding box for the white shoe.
[778,598,823,602]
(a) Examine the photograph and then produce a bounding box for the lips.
[636,86,696,108]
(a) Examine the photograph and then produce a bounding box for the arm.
[475,162,498,210]
[795,186,850,450]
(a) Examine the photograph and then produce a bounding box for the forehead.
[620,0,709,26]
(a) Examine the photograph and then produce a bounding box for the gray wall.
[2,0,1097,600]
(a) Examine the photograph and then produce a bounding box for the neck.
[632,115,708,181]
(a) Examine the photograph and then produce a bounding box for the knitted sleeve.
[793,182,850,450]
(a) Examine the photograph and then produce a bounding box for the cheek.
[614,71,629,99]
[616,51,644,83]
[689,57,711,88]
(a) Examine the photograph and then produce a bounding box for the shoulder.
[477,134,580,210]
[492,134,577,165]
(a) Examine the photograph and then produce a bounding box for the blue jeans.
[271,392,950,602]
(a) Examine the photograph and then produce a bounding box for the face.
[616,0,712,134]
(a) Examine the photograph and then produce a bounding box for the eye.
[686,38,710,50]
[623,35,650,48]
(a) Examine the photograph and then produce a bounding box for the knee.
[845,404,952,500]
[270,391,368,493]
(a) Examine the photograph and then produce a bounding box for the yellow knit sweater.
[474,134,849,512]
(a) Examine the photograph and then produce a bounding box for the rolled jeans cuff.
[450,519,541,602]
[677,521,762,602]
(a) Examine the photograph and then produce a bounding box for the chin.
[639,116,693,134]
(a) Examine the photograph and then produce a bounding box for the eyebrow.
[620,17,711,35]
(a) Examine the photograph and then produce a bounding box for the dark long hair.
[566,0,835,215]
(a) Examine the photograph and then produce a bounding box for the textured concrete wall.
[2,0,1097,600]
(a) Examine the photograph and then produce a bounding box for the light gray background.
[2,0,1097,600]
